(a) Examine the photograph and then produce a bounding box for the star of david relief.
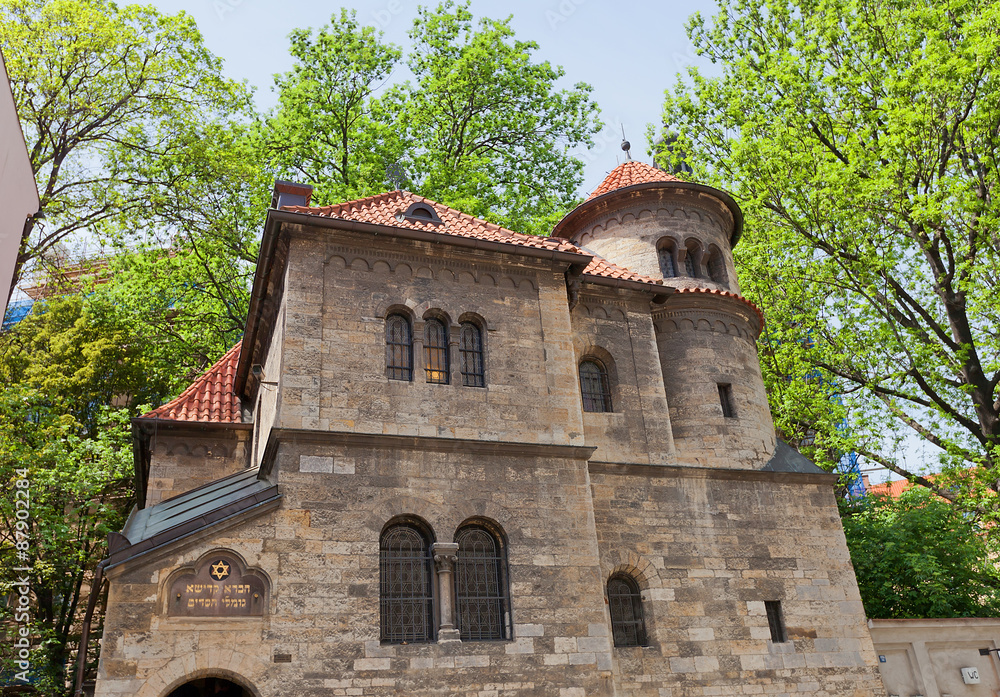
[167,551,268,617]
[210,560,231,580]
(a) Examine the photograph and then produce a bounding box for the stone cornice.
[588,460,838,486]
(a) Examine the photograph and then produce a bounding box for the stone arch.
[323,254,347,269]
[363,494,440,534]
[415,265,434,279]
[602,549,663,591]
[437,268,456,283]
[140,653,266,697]
[394,262,413,279]
[457,270,476,285]
[372,260,391,274]
[438,501,521,544]
[348,257,370,272]
[516,277,536,292]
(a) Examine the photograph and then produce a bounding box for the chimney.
[862,474,871,489]
[271,180,313,210]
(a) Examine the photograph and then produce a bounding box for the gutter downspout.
[72,558,108,697]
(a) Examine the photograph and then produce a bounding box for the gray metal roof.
[108,467,280,568]
[761,440,829,475]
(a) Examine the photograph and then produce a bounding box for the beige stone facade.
[94,165,885,696]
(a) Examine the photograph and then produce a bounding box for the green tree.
[841,488,1000,618]
[1,0,252,296]
[266,8,403,204]
[267,2,603,235]
[657,0,1000,505]
[397,1,602,234]
[0,296,163,694]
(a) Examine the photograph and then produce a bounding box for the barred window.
[385,314,413,381]
[658,243,677,278]
[683,250,698,277]
[580,359,612,413]
[455,526,510,641]
[707,249,727,286]
[460,322,485,387]
[424,318,449,384]
[608,574,647,647]
[380,524,434,643]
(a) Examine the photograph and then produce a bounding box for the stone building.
[92,161,885,697]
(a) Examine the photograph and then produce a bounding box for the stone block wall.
[145,431,248,507]
[590,465,884,697]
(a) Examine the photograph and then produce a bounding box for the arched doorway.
[166,677,252,697]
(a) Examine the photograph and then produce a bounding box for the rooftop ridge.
[143,341,242,423]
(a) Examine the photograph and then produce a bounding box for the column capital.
[431,542,459,571]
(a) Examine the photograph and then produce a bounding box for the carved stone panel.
[167,552,267,617]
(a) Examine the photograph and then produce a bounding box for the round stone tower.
[553,160,775,469]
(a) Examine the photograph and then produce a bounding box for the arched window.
[424,318,449,384]
[385,314,413,381]
[455,525,511,641]
[460,322,485,387]
[607,574,647,647]
[579,359,612,413]
[658,241,678,278]
[707,248,728,286]
[380,524,434,643]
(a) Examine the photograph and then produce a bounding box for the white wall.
[0,47,40,310]
[870,618,1000,697]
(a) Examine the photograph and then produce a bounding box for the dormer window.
[399,202,443,225]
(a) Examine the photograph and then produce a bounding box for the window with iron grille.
[385,314,413,381]
[460,322,485,387]
[658,244,677,278]
[380,525,434,643]
[580,359,612,413]
[455,526,510,641]
[718,383,736,418]
[708,250,727,286]
[424,318,449,384]
[765,600,787,643]
[607,574,647,647]
[684,250,698,277]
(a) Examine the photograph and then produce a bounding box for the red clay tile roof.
[673,286,766,327]
[283,190,580,254]
[587,160,682,201]
[143,342,242,423]
[582,256,663,285]
[866,479,913,498]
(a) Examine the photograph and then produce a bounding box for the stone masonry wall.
[97,438,619,697]
[145,431,248,507]
[570,289,675,465]
[590,465,885,697]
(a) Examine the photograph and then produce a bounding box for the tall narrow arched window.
[707,248,728,286]
[460,322,485,387]
[579,359,612,413]
[658,242,677,278]
[424,318,450,384]
[683,248,698,277]
[607,574,647,647]
[385,314,413,381]
[380,524,434,643]
[455,525,511,641]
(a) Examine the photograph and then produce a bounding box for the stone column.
[431,542,461,643]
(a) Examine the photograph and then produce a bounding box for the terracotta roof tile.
[283,190,580,254]
[582,256,663,285]
[673,286,766,328]
[866,479,913,498]
[587,160,682,201]
[144,342,242,423]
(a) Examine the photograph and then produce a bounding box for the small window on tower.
[718,383,736,418]
[765,601,787,643]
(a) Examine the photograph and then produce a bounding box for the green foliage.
[1,0,253,293]
[0,295,187,693]
[841,489,1000,618]
[657,0,1000,503]
[267,2,602,235]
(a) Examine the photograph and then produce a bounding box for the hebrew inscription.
[168,553,266,617]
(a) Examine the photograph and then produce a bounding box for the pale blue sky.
[146,0,723,196]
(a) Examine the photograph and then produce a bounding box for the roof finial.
[620,124,632,161]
